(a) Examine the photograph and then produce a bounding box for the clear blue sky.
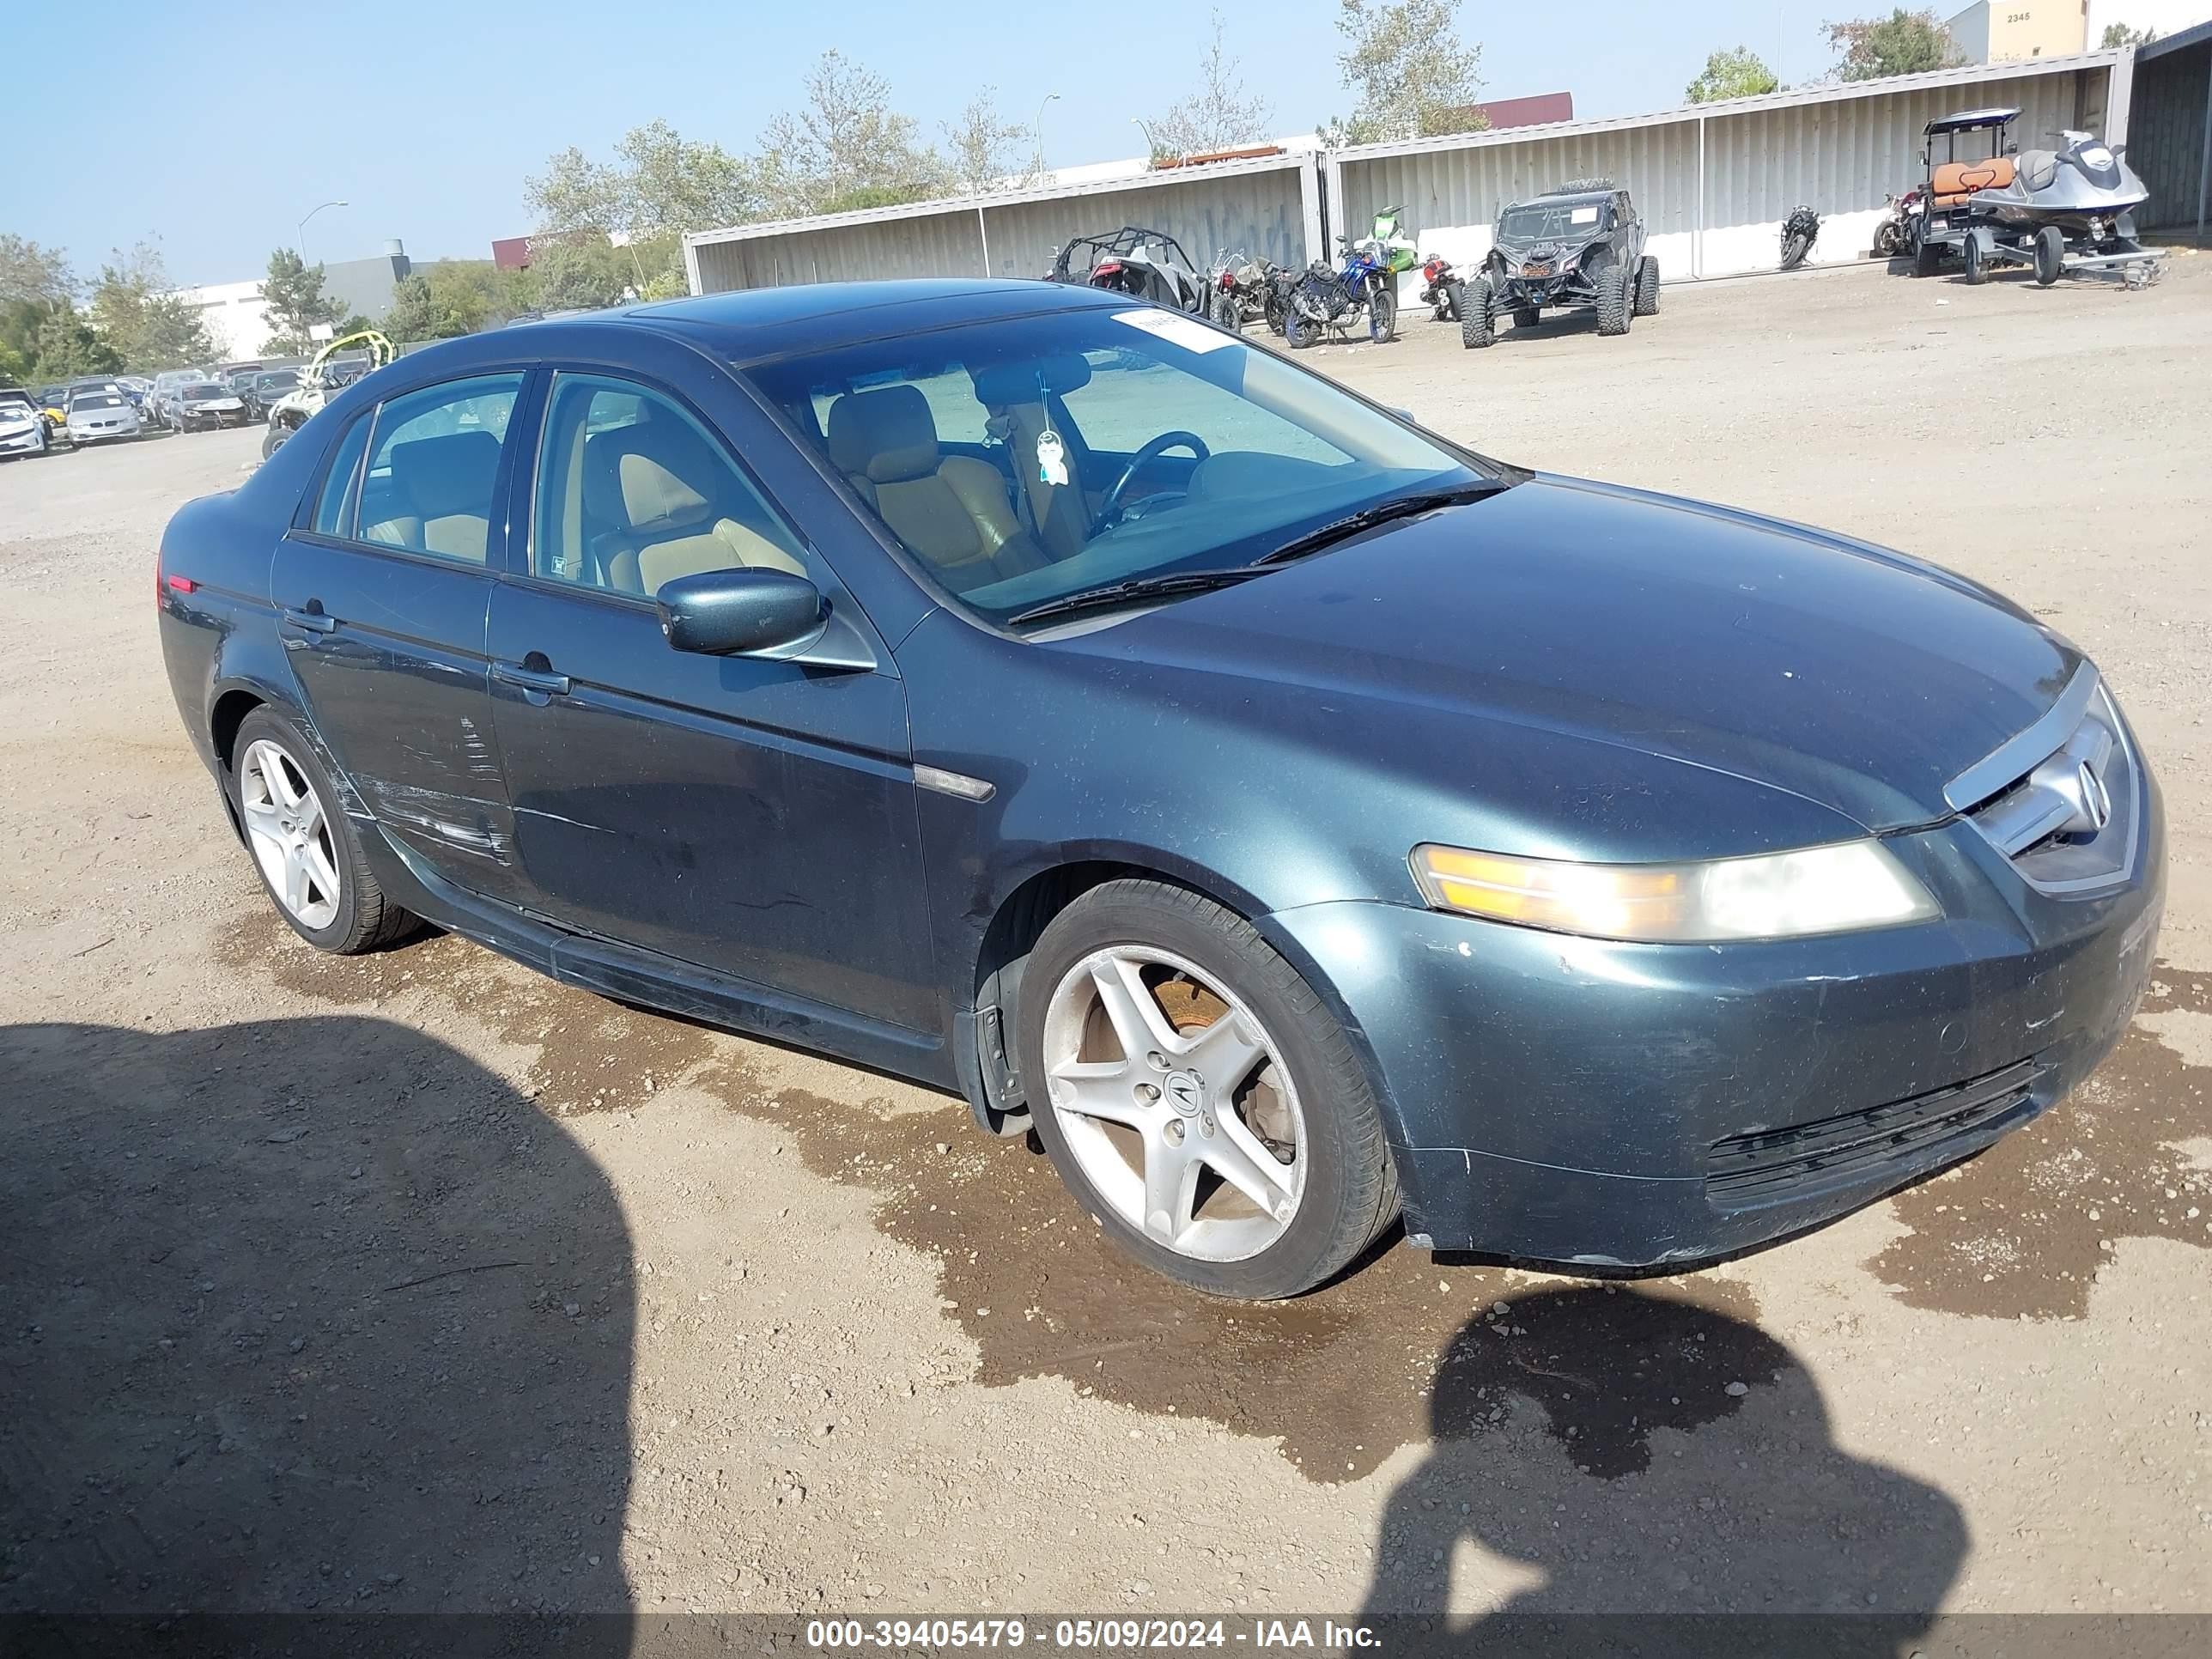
[8,0,1856,287]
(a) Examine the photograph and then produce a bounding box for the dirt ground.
[3,260,2210,1641]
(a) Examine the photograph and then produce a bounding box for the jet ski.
[1909,108,2163,289]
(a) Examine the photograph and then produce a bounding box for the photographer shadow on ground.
[1,1017,635,1644]
[1358,1285,1966,1657]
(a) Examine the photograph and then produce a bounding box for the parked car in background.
[261,330,395,457]
[170,380,248,432]
[0,387,52,458]
[36,386,71,438]
[161,280,2161,1300]
[64,385,143,444]
[115,375,154,418]
[149,369,205,426]
[244,368,301,422]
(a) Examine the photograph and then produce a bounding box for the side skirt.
[361,825,961,1096]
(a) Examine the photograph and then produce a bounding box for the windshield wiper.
[1248,483,1509,568]
[1006,568,1271,629]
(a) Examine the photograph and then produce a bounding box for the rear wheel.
[1914,226,1942,277]
[229,708,420,955]
[1285,308,1321,349]
[1018,880,1399,1299]
[1634,254,1660,316]
[1459,280,1495,348]
[2033,225,2064,287]
[1962,234,1988,286]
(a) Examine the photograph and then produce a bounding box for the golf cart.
[261,329,394,459]
[1046,227,1207,313]
[1910,107,2162,289]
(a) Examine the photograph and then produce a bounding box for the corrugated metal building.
[2128,20,2212,236]
[686,52,2175,297]
[686,151,1322,295]
[1328,52,2127,286]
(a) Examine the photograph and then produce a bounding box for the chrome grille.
[1949,665,2139,896]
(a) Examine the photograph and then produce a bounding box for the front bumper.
[0,425,42,453]
[1263,780,2163,1267]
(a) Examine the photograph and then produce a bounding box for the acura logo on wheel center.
[1164,1072,1204,1115]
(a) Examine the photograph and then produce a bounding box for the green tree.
[1687,46,1780,102]
[754,51,949,216]
[0,338,30,386]
[942,88,1036,192]
[30,307,121,379]
[1149,12,1273,162]
[1823,9,1966,81]
[84,242,214,371]
[530,234,630,312]
[259,247,343,356]
[527,118,760,290]
[381,262,517,342]
[2100,21,2160,47]
[0,234,76,305]
[1322,0,1488,145]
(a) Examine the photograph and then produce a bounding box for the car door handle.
[493,660,570,696]
[281,605,337,635]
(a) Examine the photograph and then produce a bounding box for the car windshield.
[72,392,122,410]
[258,371,298,390]
[1498,199,1611,241]
[183,385,225,401]
[742,306,1493,628]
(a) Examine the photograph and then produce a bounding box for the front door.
[271,372,530,902]
[485,370,938,1033]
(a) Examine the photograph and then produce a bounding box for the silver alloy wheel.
[1041,945,1307,1262]
[239,738,342,931]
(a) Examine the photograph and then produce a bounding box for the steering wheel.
[1094,431,1210,532]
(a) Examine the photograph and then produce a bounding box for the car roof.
[1514,190,1614,207]
[425,278,1133,370]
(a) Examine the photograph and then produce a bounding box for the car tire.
[1963,234,1988,286]
[1512,303,1541,331]
[2033,225,2064,287]
[1017,878,1400,1300]
[1211,290,1243,334]
[262,422,289,460]
[1285,309,1321,349]
[228,708,421,955]
[1368,283,1397,343]
[1633,254,1661,316]
[1595,264,1632,336]
[1458,280,1495,348]
[1914,230,1942,278]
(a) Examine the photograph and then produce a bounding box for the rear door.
[483,367,939,1032]
[271,372,532,902]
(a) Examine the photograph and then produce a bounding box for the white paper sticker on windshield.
[1112,308,1236,353]
[1571,206,1600,225]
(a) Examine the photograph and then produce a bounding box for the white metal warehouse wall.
[1329,55,2121,291]
[688,154,1322,295]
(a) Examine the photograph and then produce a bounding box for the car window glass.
[356,374,523,563]
[532,372,811,598]
[1058,347,1344,465]
[807,364,987,449]
[312,414,373,537]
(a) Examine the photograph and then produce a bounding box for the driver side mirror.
[657,568,826,657]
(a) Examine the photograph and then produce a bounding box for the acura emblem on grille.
[2075,759,2112,832]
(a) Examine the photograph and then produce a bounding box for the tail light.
[1218,270,1236,289]
[1092,259,1123,280]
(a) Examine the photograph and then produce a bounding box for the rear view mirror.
[656,568,828,658]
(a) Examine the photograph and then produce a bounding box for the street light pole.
[1033,93,1059,183]
[297,200,348,266]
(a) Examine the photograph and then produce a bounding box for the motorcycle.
[1872,188,1922,259]
[1285,207,1414,349]
[1205,249,1286,334]
[1780,204,1821,270]
[1417,254,1462,321]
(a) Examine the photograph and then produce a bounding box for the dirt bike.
[1417,254,1462,320]
[1285,209,1413,349]
[1780,205,1821,270]
[1206,250,1285,333]
[1872,190,1922,259]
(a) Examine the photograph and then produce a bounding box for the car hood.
[1066,476,2075,837]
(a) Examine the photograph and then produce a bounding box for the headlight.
[1408,839,1940,943]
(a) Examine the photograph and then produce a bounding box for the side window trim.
[291,409,372,537]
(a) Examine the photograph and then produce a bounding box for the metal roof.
[1925,106,2022,131]
[1327,49,2128,163]
[686,149,1313,252]
[2134,17,2212,62]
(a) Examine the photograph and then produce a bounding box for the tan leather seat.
[1931,155,2016,206]
[362,431,501,562]
[581,413,807,596]
[826,386,1046,593]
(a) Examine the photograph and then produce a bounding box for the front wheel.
[1595,264,1632,336]
[229,708,421,954]
[1458,280,1494,348]
[1367,283,1397,343]
[1211,289,1243,333]
[1018,879,1400,1299]
[261,421,290,460]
